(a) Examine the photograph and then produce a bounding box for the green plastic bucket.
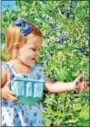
[10,77,45,104]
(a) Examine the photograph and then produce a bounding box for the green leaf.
[79,106,89,119]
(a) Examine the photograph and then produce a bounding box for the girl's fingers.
[80,84,85,92]
[8,94,18,103]
[75,75,83,84]
[75,74,89,92]
[4,80,16,95]
[2,81,17,101]
[78,76,83,82]
[8,90,16,96]
[80,81,89,92]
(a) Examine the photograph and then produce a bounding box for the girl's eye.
[31,48,36,51]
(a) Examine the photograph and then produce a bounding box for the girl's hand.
[2,81,18,103]
[74,75,89,92]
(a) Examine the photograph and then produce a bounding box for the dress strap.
[2,62,17,81]
[7,62,17,75]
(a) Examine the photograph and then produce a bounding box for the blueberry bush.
[1,0,89,126]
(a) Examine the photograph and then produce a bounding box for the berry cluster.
[54,32,68,44]
[61,6,75,20]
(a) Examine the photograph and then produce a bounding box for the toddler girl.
[1,18,89,126]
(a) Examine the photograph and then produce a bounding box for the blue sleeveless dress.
[1,62,45,126]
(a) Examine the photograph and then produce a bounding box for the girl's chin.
[25,60,36,66]
[29,59,36,64]
[31,61,36,64]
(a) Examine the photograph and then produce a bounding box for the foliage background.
[1,0,89,127]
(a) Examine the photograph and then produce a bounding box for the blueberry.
[69,14,75,20]
[49,23,57,28]
[67,12,70,18]
[61,8,66,14]
[72,40,76,44]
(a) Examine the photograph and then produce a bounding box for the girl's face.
[18,35,43,66]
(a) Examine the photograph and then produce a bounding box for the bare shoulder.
[1,66,8,88]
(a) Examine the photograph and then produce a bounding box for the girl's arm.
[44,76,89,93]
[45,81,76,93]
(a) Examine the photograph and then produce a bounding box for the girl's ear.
[12,42,19,59]
[12,42,19,50]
